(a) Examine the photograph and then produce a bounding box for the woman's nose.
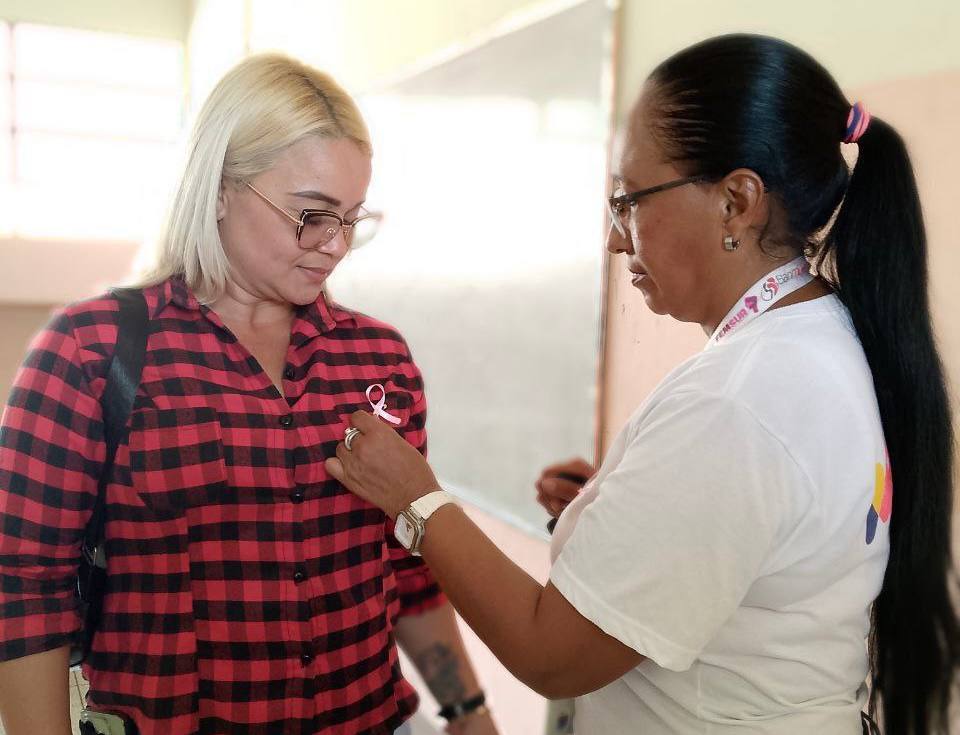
[318,228,350,258]
[606,220,634,256]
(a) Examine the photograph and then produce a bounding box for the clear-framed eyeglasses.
[245,182,383,249]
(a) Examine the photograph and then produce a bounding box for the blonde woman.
[0,55,497,735]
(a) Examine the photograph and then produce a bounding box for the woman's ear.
[216,180,228,222]
[719,168,767,242]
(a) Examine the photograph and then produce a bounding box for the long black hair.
[647,34,958,734]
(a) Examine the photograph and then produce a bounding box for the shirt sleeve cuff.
[397,574,447,617]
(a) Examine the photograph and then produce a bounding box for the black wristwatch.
[438,691,487,722]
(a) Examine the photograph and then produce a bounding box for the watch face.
[395,514,417,549]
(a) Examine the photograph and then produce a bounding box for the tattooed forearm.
[413,643,468,705]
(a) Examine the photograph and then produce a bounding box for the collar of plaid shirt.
[155,275,359,337]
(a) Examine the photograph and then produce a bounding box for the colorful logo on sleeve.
[866,459,893,544]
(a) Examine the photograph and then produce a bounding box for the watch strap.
[438,691,487,722]
[409,489,455,522]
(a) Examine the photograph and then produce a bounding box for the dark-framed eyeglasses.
[245,182,383,249]
[607,175,707,239]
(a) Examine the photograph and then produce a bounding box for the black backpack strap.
[82,288,149,556]
[75,288,148,664]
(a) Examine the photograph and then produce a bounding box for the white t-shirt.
[550,295,890,734]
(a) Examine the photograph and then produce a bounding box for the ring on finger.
[344,427,362,451]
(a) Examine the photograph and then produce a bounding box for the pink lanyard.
[708,256,813,345]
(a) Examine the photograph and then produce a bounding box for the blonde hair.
[136,53,371,303]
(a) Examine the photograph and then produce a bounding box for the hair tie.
[843,102,871,144]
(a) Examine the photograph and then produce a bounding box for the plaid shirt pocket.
[128,407,228,518]
[334,383,414,431]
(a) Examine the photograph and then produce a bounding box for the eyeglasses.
[245,182,383,249]
[607,175,707,239]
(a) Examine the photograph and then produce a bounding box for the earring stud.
[723,235,740,251]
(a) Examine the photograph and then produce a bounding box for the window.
[2,22,184,242]
[0,23,11,236]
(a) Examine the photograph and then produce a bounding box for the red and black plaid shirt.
[0,278,444,734]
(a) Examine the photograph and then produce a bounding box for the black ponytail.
[827,116,959,734]
[649,34,959,734]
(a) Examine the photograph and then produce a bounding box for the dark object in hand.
[545,472,590,535]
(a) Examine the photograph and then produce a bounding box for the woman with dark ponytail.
[319,35,957,733]
[828,94,960,735]
[634,35,960,734]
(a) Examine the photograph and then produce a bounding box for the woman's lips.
[629,269,647,287]
[297,265,331,283]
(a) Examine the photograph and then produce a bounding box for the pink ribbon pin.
[366,384,402,425]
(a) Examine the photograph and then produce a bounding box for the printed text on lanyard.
[708,256,814,345]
